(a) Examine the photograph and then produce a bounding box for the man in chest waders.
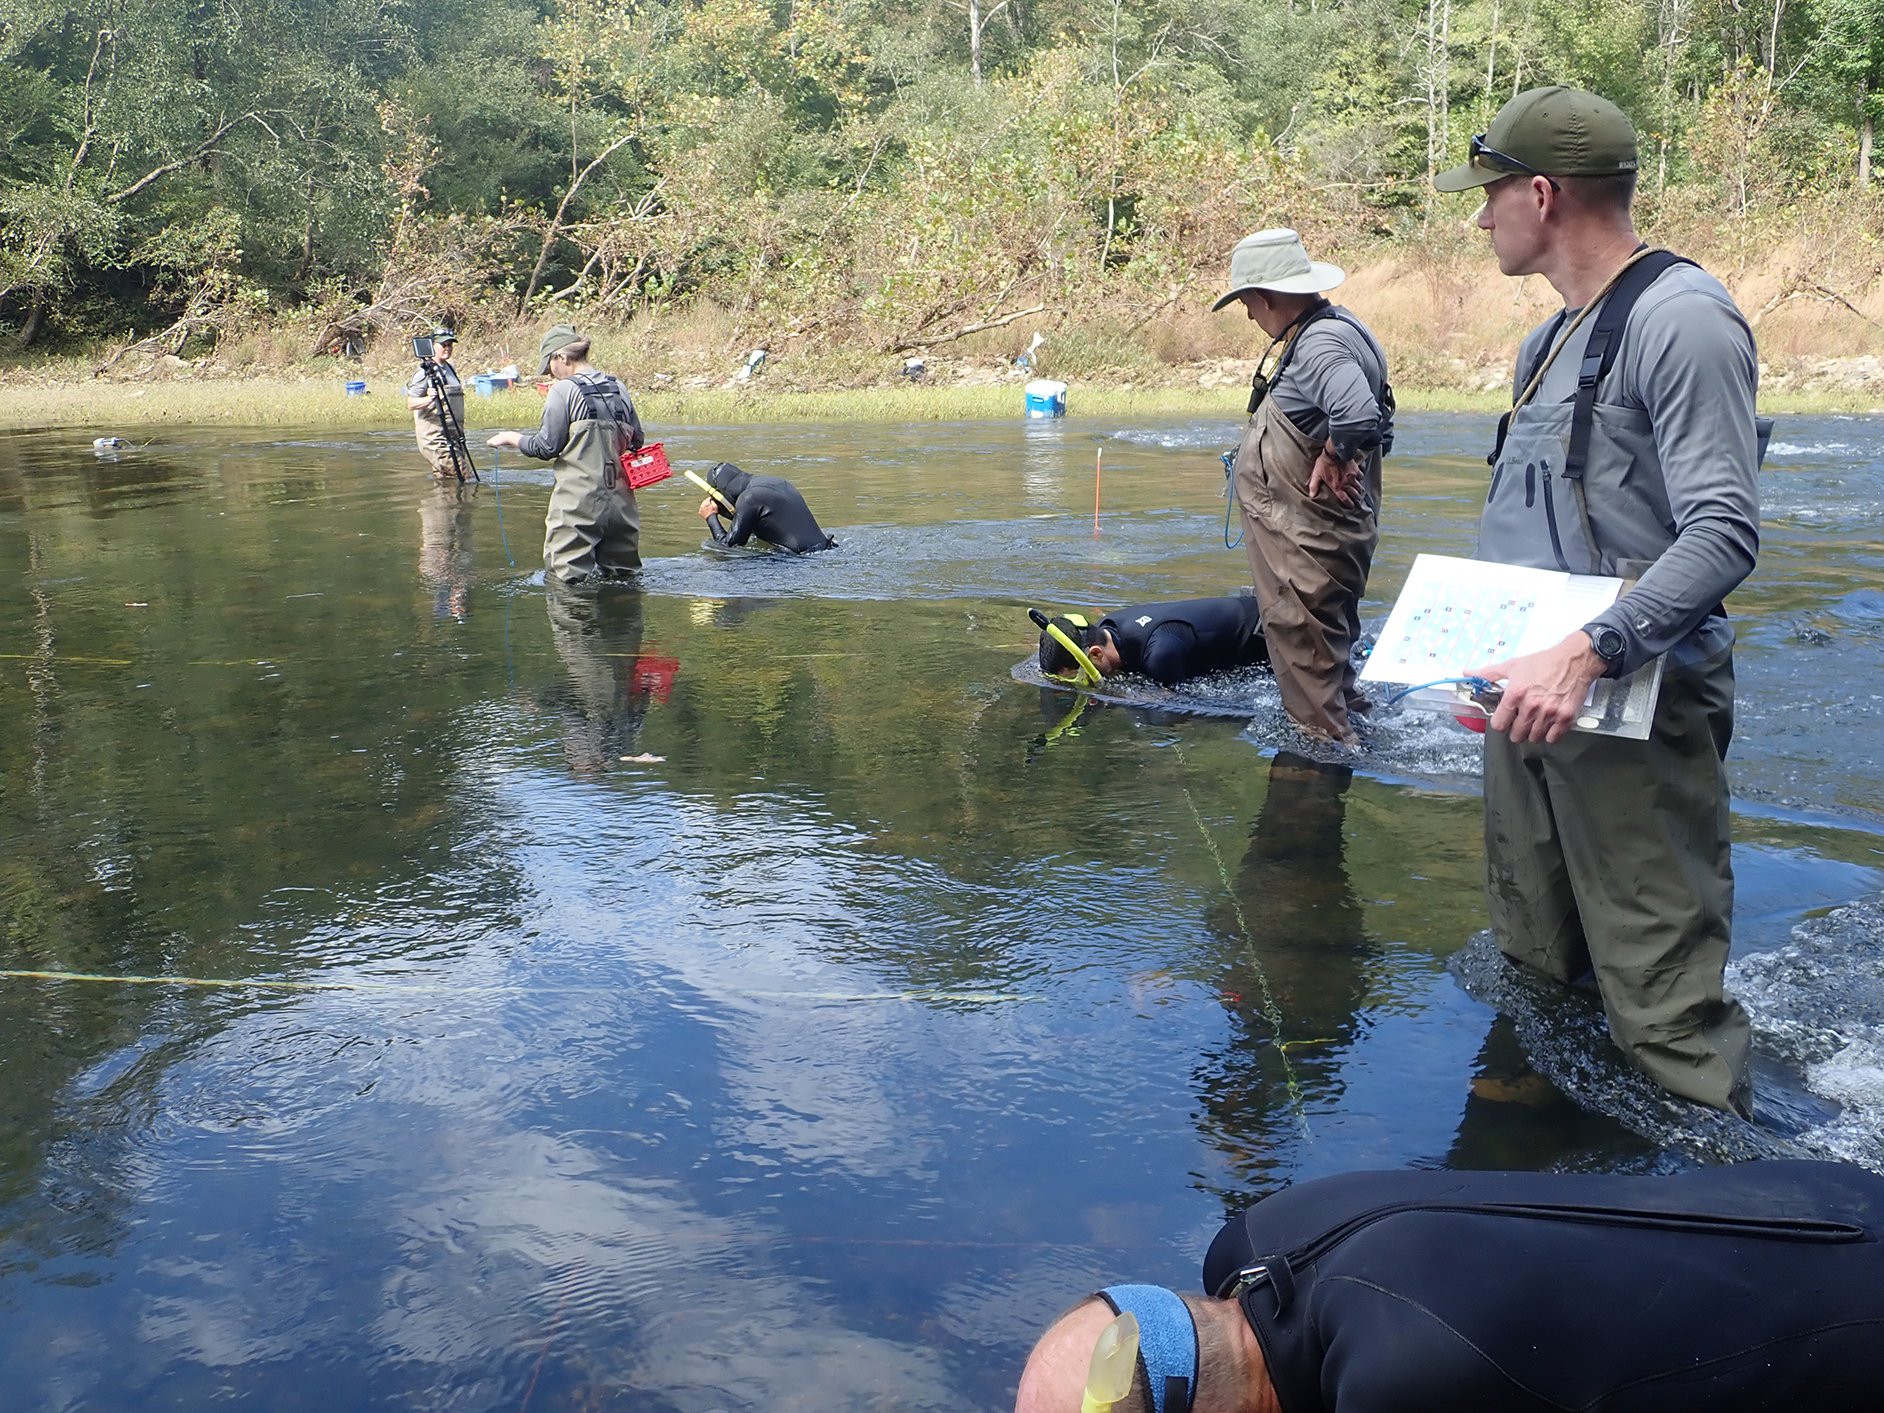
[1219,230,1393,747]
[1435,88,1764,1115]
[487,325,645,583]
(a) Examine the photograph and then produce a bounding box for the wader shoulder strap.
[1561,250,1695,489]
[570,372,632,426]
[1247,303,1341,416]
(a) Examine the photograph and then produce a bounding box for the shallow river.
[1,410,1881,1410]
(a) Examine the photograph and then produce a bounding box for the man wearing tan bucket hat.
[1217,228,1394,746]
[1434,86,1765,1117]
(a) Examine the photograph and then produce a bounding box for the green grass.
[1,373,1875,434]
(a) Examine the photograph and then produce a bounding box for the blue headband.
[1098,1285,1197,1413]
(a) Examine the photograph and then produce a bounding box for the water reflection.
[0,417,1880,1410]
[543,586,670,775]
[1196,751,1376,1197]
[418,484,479,621]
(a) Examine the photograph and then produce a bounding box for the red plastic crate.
[622,441,672,490]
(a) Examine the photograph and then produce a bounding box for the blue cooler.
[1024,379,1067,418]
[472,374,495,397]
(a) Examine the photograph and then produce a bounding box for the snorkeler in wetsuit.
[1037,597,1268,688]
[697,461,836,553]
[1016,1159,1884,1413]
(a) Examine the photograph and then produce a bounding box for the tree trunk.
[12,299,46,350]
[969,0,983,83]
[1862,93,1875,188]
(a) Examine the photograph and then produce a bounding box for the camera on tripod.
[410,328,476,483]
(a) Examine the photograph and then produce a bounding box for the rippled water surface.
[2,411,1882,1409]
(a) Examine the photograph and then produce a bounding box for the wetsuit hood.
[707,461,753,504]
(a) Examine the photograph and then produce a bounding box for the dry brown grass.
[9,215,1884,431]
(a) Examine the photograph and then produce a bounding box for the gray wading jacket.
[1481,261,1760,674]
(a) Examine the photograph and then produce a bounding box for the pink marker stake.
[1093,448,1103,535]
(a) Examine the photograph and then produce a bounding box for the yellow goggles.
[683,468,736,513]
[1029,608,1102,686]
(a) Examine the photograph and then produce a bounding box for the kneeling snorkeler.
[689,462,836,554]
[1034,597,1269,690]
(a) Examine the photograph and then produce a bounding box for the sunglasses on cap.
[1469,133,1562,192]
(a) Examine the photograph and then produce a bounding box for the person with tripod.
[405,328,471,479]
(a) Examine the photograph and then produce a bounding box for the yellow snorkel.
[684,468,737,514]
[1029,608,1103,687]
[1081,1310,1140,1413]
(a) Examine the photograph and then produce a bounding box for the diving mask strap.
[1097,1285,1198,1413]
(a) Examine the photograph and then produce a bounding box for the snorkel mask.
[1029,608,1102,686]
[1088,1285,1198,1413]
[683,468,736,514]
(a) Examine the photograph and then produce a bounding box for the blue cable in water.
[1384,676,1497,706]
[492,447,515,567]
[1220,449,1243,550]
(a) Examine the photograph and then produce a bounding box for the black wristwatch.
[1588,625,1627,667]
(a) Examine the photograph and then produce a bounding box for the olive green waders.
[1233,389,1381,741]
[544,416,640,583]
[1483,647,1752,1115]
[414,413,465,478]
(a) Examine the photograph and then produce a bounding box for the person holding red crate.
[488,324,645,583]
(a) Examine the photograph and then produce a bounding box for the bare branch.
[107,113,258,204]
[889,303,1047,352]
[518,130,637,314]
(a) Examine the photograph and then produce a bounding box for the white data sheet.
[1360,554,1663,740]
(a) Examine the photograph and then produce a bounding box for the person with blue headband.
[1016,1159,1884,1413]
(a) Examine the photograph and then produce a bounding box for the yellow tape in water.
[0,969,1034,1004]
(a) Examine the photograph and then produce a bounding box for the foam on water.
[1106,422,1241,451]
[1451,898,1884,1172]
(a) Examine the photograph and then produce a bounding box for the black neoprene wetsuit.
[1200,1160,1884,1413]
[1098,597,1268,687]
[705,462,835,554]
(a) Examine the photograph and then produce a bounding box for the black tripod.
[419,357,479,483]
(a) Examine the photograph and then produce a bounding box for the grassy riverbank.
[0,375,1874,435]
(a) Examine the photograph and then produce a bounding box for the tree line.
[3,0,1881,359]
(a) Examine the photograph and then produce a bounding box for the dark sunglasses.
[1469,133,1562,192]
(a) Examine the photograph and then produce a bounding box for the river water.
[1,410,1880,1409]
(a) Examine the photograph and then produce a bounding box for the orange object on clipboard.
[622,441,672,490]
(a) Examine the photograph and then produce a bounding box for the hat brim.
[1210,261,1347,309]
[1434,161,1505,192]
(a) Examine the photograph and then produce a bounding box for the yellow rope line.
[1170,739,1314,1141]
[0,970,1034,1004]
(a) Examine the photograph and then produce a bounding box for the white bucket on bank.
[1024,379,1067,418]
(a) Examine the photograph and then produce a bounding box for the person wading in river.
[1015,1160,1884,1413]
[405,328,467,478]
[488,325,645,584]
[1218,230,1393,747]
[1436,87,1763,1117]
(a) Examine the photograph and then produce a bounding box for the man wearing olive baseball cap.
[1216,229,1394,745]
[1436,87,1765,1118]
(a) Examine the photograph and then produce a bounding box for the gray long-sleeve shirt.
[1271,307,1393,461]
[517,373,643,462]
[1507,263,1760,673]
